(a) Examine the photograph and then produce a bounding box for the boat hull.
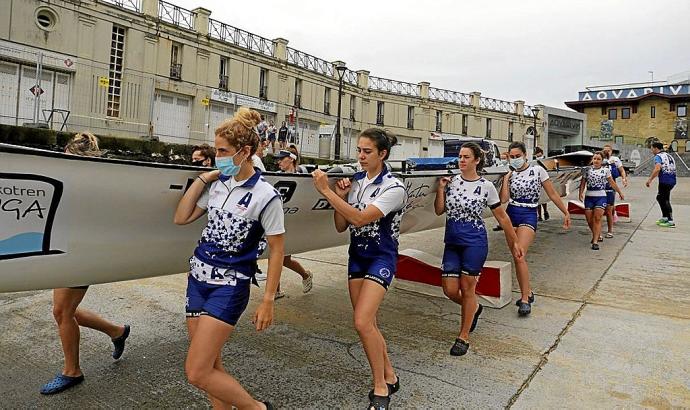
[0,144,582,292]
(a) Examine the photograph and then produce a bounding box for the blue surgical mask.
[510,157,526,169]
[216,152,245,176]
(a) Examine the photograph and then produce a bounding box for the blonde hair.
[65,132,101,157]
[215,107,261,155]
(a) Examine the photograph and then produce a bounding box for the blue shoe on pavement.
[112,324,130,360]
[40,374,84,395]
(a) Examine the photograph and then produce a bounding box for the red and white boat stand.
[567,200,631,223]
[395,249,512,308]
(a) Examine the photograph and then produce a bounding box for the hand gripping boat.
[0,143,590,292]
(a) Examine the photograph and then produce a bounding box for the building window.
[508,121,514,142]
[407,106,414,129]
[462,114,468,135]
[621,107,631,119]
[350,95,356,120]
[107,25,125,117]
[376,102,384,125]
[170,42,182,80]
[294,78,302,108]
[219,57,228,90]
[486,118,492,138]
[324,87,331,114]
[651,106,656,118]
[678,104,687,117]
[608,108,617,120]
[435,110,442,132]
[259,68,268,100]
[601,107,606,115]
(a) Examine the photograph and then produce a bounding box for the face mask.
[191,159,206,166]
[216,151,245,176]
[510,157,525,169]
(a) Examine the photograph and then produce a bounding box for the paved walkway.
[1,178,688,408]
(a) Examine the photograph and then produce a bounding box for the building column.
[515,100,525,118]
[419,81,430,100]
[273,38,288,62]
[141,0,158,18]
[470,91,481,110]
[193,8,211,36]
[356,70,369,90]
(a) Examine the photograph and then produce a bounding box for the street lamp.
[334,63,347,160]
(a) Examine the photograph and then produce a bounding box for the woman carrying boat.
[174,107,283,409]
[578,151,624,250]
[499,141,571,316]
[434,142,524,356]
[274,147,314,298]
[312,128,405,410]
[40,132,130,395]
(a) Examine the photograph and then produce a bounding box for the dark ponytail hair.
[461,142,486,170]
[508,141,526,154]
[359,128,398,160]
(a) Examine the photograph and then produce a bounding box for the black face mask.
[191,160,206,166]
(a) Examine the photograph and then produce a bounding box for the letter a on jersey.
[237,192,253,208]
[473,186,482,195]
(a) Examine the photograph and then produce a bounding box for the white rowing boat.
[0,143,590,292]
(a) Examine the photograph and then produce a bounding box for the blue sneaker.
[112,324,130,360]
[40,374,84,395]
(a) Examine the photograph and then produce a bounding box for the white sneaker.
[302,271,313,294]
[255,270,267,281]
[274,290,286,300]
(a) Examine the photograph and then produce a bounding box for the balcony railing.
[170,63,182,80]
[158,0,195,30]
[428,87,472,106]
[324,102,331,115]
[376,114,384,126]
[343,69,358,86]
[259,85,268,100]
[294,94,302,108]
[219,75,228,91]
[208,19,275,57]
[368,76,419,97]
[99,0,141,12]
[286,47,333,77]
[435,122,442,132]
[407,119,414,129]
[524,105,537,117]
[479,96,517,114]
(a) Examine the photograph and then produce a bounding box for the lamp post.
[531,106,540,149]
[334,63,347,160]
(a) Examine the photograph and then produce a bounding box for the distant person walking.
[602,144,628,237]
[646,142,677,228]
[579,151,624,250]
[41,132,130,395]
[533,147,549,221]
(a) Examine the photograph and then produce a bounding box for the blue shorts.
[506,204,538,231]
[605,190,615,206]
[584,196,607,210]
[185,275,251,326]
[348,256,396,290]
[441,244,488,277]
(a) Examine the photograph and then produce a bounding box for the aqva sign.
[578,84,690,101]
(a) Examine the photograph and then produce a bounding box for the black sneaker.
[515,292,535,306]
[368,377,400,401]
[544,211,550,221]
[470,304,483,333]
[368,393,390,410]
[112,324,130,360]
[591,243,600,251]
[450,338,470,356]
[517,301,531,316]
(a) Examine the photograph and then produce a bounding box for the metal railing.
[524,105,537,117]
[368,76,419,97]
[208,19,275,57]
[99,0,141,12]
[376,114,384,126]
[428,87,472,106]
[169,63,182,80]
[286,47,334,77]
[219,75,228,91]
[343,69,358,86]
[158,0,195,30]
[259,85,268,100]
[479,96,516,114]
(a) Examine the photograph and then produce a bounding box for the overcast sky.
[176,0,689,109]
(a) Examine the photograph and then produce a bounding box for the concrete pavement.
[0,177,688,408]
